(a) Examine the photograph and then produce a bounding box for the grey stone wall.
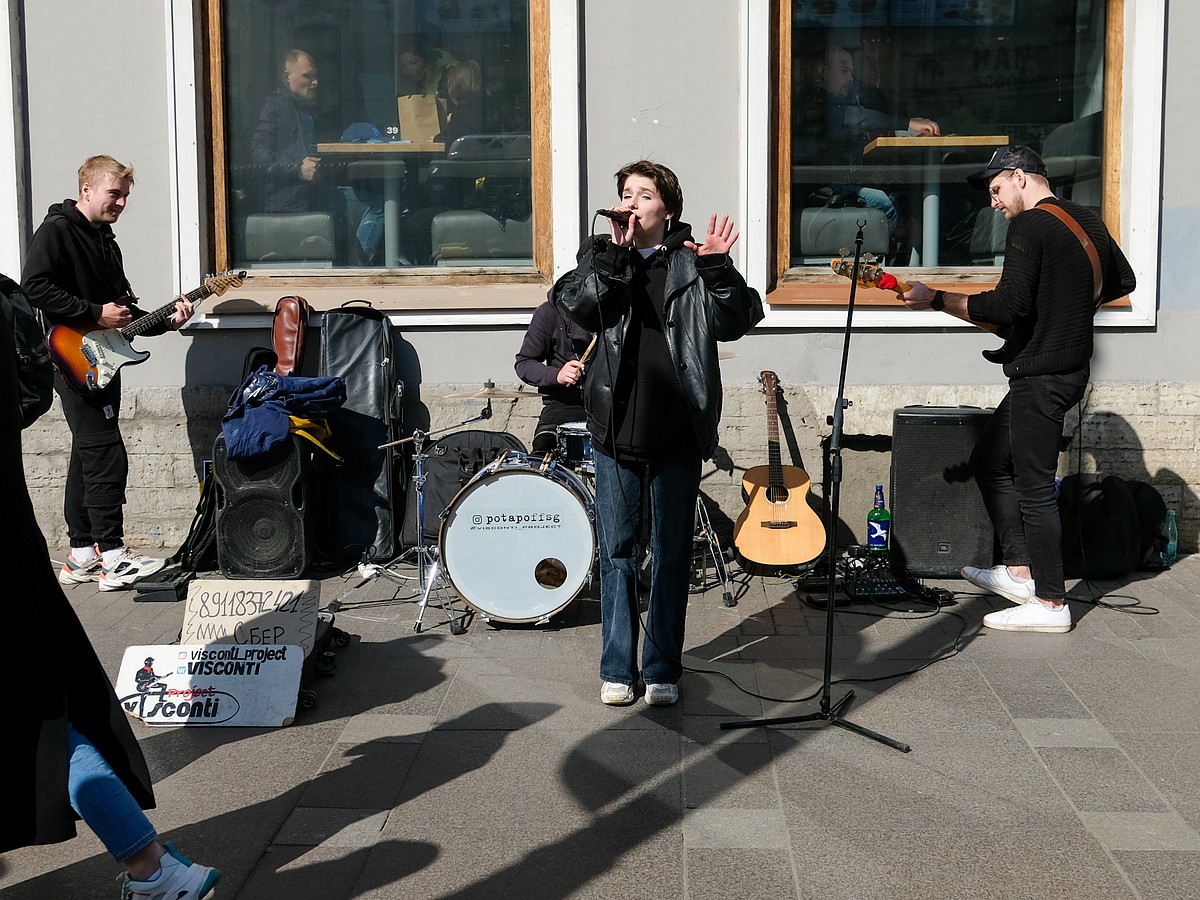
[24,381,1195,558]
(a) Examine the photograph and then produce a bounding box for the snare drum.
[440,452,595,623]
[555,421,594,474]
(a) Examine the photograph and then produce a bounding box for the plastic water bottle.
[1161,509,1178,566]
[867,484,891,553]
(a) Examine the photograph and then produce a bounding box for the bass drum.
[440,452,595,623]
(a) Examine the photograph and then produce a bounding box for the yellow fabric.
[288,416,343,461]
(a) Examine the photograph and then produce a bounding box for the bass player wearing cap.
[900,145,1136,633]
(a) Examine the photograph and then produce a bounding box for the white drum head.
[441,465,594,623]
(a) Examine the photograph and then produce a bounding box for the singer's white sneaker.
[961,564,1035,606]
[983,600,1072,634]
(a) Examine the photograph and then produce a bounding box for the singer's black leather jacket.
[553,225,763,460]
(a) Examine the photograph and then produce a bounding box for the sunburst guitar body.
[732,371,826,568]
[47,270,245,393]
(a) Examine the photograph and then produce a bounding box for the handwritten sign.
[181,579,320,655]
[116,644,302,727]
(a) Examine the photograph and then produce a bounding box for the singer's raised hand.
[609,208,637,247]
[686,214,739,256]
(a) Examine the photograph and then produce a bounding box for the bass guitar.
[733,371,826,568]
[48,270,246,393]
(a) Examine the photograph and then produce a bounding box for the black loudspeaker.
[890,406,996,577]
[213,434,314,578]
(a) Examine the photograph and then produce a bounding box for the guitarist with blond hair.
[22,154,195,591]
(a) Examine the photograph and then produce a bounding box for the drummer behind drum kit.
[377,365,736,632]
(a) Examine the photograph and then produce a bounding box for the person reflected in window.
[514,297,591,455]
[793,45,940,235]
[251,49,323,214]
[438,60,486,145]
[397,38,457,97]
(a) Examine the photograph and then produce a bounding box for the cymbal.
[445,385,536,400]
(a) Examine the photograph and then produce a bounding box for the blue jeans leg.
[593,451,701,687]
[67,725,157,862]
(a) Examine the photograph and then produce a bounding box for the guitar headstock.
[830,255,886,288]
[759,370,780,395]
[204,270,248,296]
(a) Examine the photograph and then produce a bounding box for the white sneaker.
[121,842,220,899]
[98,549,166,592]
[961,564,1035,606]
[983,600,1072,633]
[59,551,103,584]
[601,681,635,705]
[644,683,679,706]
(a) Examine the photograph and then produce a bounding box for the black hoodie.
[22,200,157,332]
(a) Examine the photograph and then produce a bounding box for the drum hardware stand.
[693,495,736,607]
[377,403,494,634]
[720,225,910,753]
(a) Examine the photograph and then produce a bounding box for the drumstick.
[579,334,598,368]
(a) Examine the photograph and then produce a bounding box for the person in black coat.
[0,290,219,897]
[514,297,592,454]
[251,49,323,213]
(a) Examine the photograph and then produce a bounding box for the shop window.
[209,1,546,276]
[778,0,1115,288]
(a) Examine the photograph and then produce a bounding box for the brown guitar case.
[272,294,312,376]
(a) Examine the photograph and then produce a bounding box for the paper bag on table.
[396,94,447,144]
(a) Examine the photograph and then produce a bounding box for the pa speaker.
[890,406,996,577]
[213,434,315,578]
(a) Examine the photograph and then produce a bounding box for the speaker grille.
[890,407,996,577]
[214,435,313,578]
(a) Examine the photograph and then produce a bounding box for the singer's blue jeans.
[67,725,157,862]
[593,450,701,687]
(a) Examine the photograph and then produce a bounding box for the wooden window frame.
[767,0,1127,311]
[202,0,552,310]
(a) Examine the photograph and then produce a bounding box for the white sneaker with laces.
[121,842,220,900]
[961,564,1035,606]
[99,549,166,592]
[601,681,635,705]
[983,600,1072,633]
[644,683,679,706]
[59,552,103,584]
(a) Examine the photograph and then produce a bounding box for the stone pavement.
[2,549,1200,899]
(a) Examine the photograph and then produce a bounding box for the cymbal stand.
[693,495,736,608]
[720,223,910,752]
[375,404,493,634]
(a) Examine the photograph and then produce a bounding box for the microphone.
[596,209,631,226]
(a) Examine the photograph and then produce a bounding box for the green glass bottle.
[867,484,891,553]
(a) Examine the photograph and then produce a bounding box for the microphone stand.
[721,223,910,753]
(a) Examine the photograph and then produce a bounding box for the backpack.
[0,274,54,428]
[1058,473,1169,578]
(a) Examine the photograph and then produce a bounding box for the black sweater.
[968,198,1136,377]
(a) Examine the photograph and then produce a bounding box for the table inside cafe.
[862,134,1008,267]
[316,141,445,267]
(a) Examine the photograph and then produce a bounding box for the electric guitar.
[47,271,246,393]
[829,255,998,333]
[732,371,826,568]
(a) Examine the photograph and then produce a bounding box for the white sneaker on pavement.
[601,681,635,705]
[961,564,1035,606]
[98,549,166,592]
[644,683,679,706]
[120,841,220,899]
[983,600,1072,633]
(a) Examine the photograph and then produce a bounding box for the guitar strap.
[1038,204,1103,308]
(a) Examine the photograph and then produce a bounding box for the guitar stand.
[693,495,736,607]
[720,222,911,753]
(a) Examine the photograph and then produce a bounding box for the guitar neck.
[766,389,784,489]
[120,283,210,339]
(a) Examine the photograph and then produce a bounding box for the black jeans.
[56,373,128,551]
[970,367,1088,601]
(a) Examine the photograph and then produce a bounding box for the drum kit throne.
[377,379,734,633]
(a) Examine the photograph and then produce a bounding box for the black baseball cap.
[967,145,1048,190]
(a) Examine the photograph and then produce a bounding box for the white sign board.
[181,579,320,654]
[116,644,303,727]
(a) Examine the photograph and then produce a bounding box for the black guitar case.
[401,429,526,547]
[319,302,405,563]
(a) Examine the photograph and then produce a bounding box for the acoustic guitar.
[48,270,246,393]
[733,371,826,568]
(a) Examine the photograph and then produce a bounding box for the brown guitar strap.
[1038,204,1103,308]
